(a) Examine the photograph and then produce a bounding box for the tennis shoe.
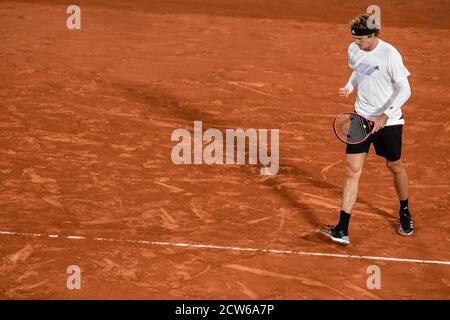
[398,210,414,236]
[318,225,350,245]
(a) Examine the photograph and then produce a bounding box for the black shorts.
[346,125,403,162]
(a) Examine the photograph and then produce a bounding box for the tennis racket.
[333,112,374,144]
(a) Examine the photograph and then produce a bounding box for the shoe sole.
[317,228,350,245]
[398,226,414,236]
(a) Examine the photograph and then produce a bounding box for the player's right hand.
[339,87,350,98]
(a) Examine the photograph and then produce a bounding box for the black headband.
[351,28,376,36]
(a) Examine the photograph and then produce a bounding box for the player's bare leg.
[386,159,408,200]
[386,159,414,235]
[319,153,366,245]
[342,153,367,213]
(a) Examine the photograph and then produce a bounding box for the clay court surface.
[1,0,450,299]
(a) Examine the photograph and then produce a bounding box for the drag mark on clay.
[160,208,177,225]
[236,281,259,299]
[246,213,285,225]
[226,81,286,100]
[320,160,342,181]
[224,264,353,299]
[153,181,185,193]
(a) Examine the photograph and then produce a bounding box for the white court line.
[1,230,450,266]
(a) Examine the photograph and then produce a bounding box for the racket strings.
[355,117,366,141]
[351,116,367,142]
[334,114,371,144]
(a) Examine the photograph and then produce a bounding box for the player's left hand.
[371,113,389,133]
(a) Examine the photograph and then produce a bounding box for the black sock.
[400,199,409,212]
[336,210,351,232]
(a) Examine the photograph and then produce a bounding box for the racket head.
[333,112,374,144]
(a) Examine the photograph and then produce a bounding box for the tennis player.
[320,14,413,245]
